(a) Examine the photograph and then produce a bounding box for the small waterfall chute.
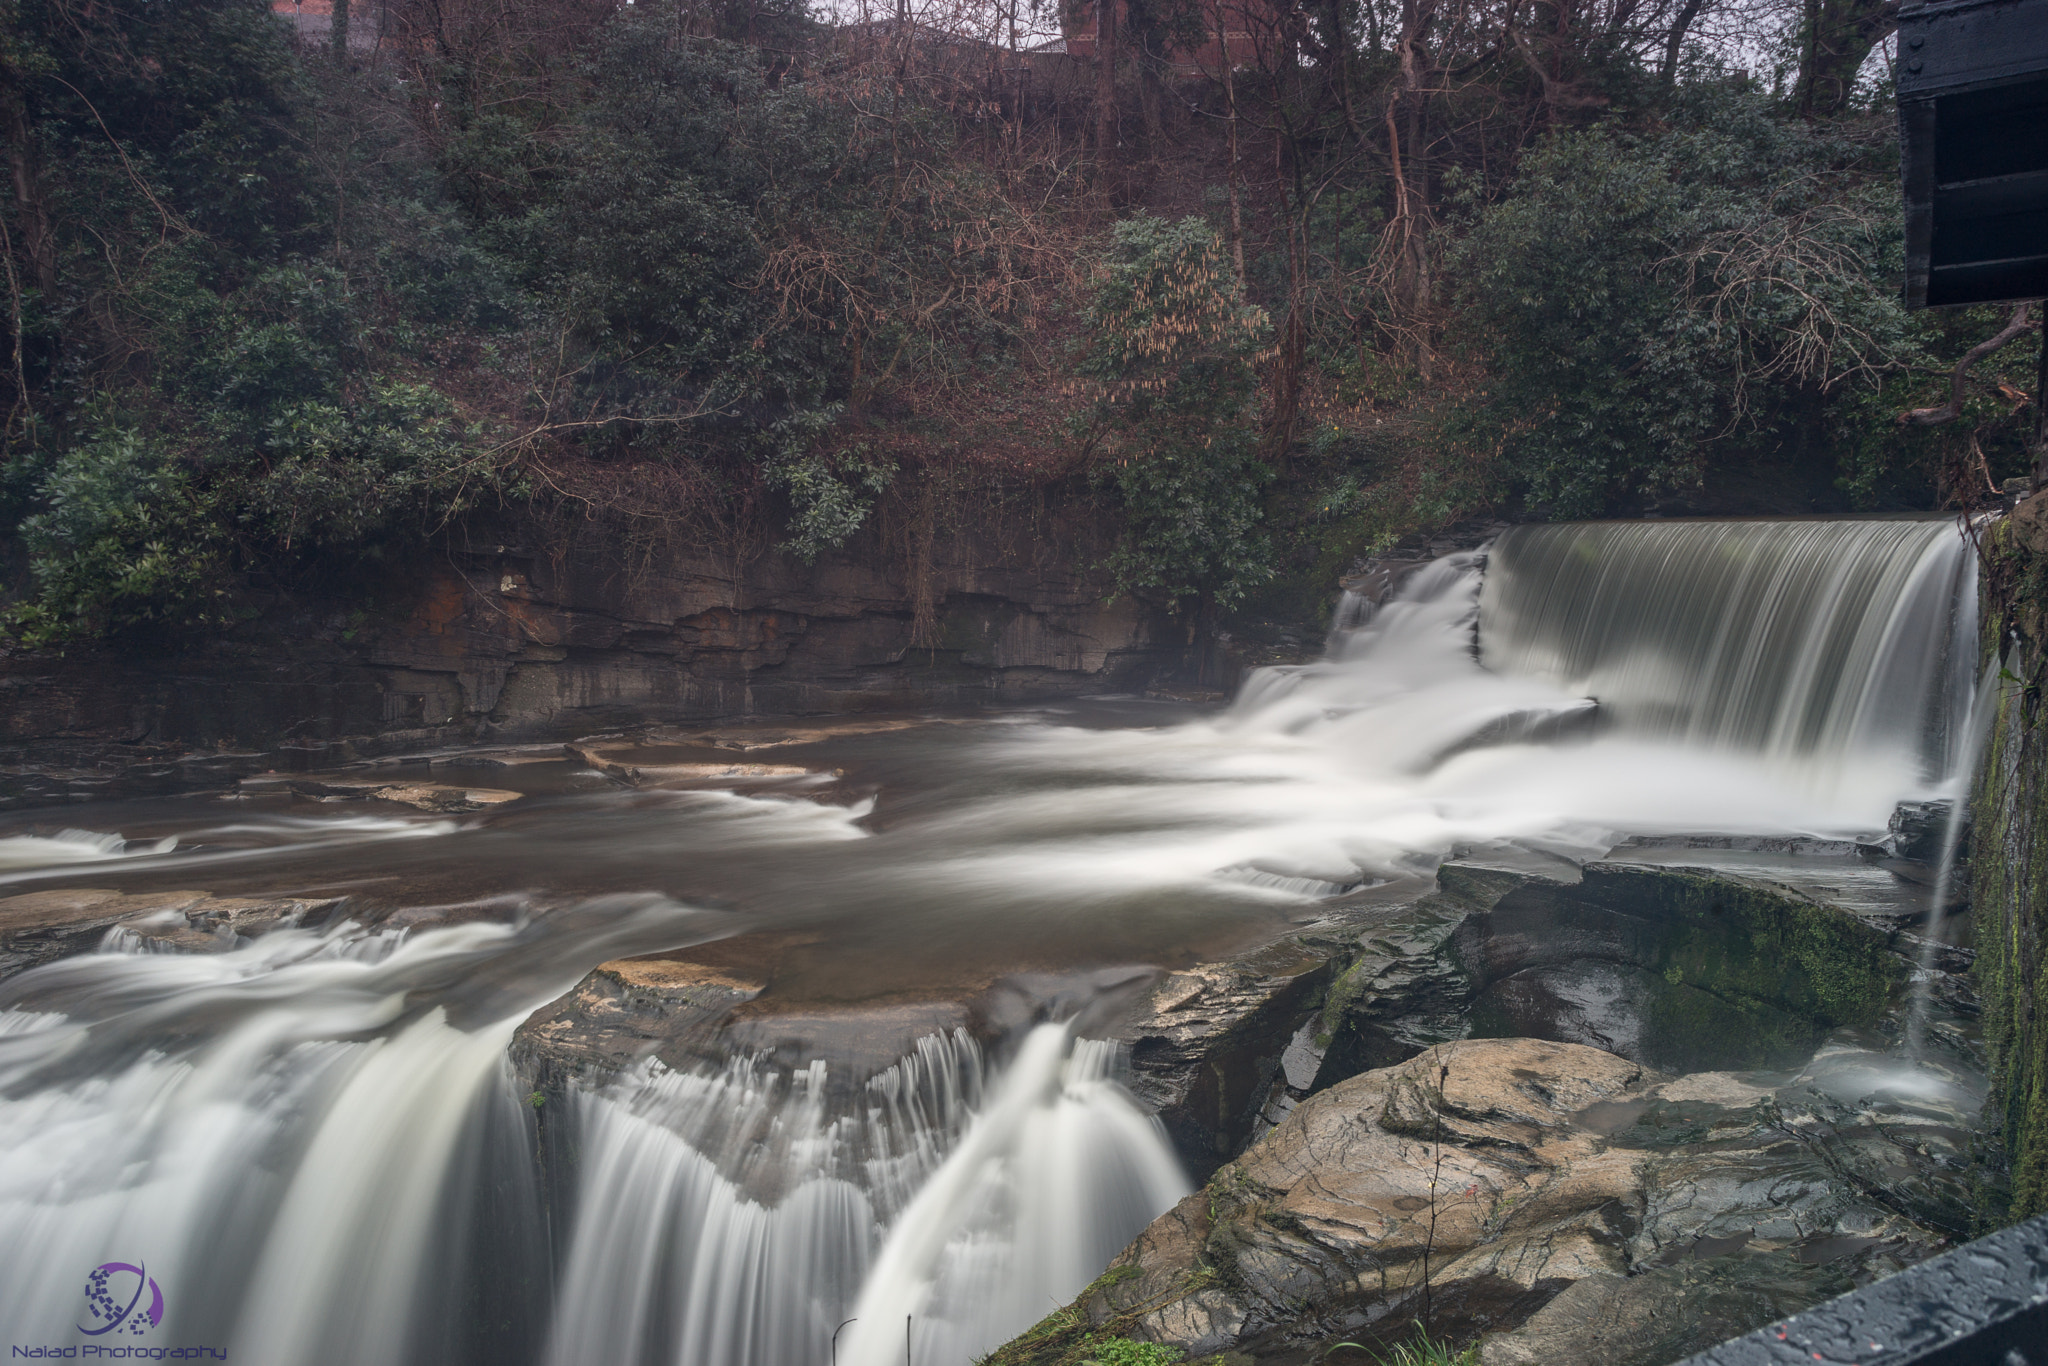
[548,1024,1187,1366]
[838,1025,1188,1366]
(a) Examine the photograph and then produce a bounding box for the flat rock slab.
[0,887,343,978]
[661,717,951,751]
[507,931,984,1099]
[238,773,523,811]
[565,743,821,786]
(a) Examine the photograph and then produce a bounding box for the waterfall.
[0,897,723,1364]
[837,1027,1188,1366]
[547,1023,1188,1366]
[0,515,1984,1366]
[1478,519,1978,785]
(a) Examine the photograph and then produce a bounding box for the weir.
[1480,519,1977,783]
[0,516,1989,1366]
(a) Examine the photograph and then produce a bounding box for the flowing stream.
[0,516,1983,1364]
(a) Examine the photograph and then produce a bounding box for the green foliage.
[1324,1323,1476,1366]
[1084,216,1276,614]
[1345,1323,1479,1366]
[2,25,511,640]
[482,25,836,420]
[2,0,2007,651]
[1448,86,1925,517]
[763,421,897,563]
[8,423,224,642]
[1085,1340,1184,1366]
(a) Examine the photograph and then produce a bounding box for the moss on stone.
[971,1259,1202,1366]
[1970,512,2048,1225]
[1579,865,1900,1032]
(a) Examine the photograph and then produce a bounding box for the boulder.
[1118,937,1350,1177]
[512,936,783,1088]
[984,1037,1948,1366]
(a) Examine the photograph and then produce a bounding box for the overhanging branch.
[1899,302,2039,427]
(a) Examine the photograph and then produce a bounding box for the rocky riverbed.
[968,846,1980,1366]
[0,740,1982,1366]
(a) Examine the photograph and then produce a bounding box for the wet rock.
[1610,837,1948,934]
[511,938,779,1087]
[0,489,1183,784]
[1,888,205,976]
[667,717,947,751]
[565,742,819,785]
[1456,863,1902,1074]
[1760,1037,1985,1238]
[0,887,342,976]
[1310,869,1507,1089]
[1885,800,1962,866]
[511,930,994,1107]
[1423,699,1603,769]
[1478,1257,1859,1366]
[985,1038,1948,1366]
[1116,937,1351,1178]
[1340,520,1514,607]
[236,772,523,811]
[1125,859,1913,1185]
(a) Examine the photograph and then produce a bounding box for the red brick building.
[272,0,383,50]
[1059,0,1268,74]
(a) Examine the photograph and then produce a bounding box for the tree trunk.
[1008,0,1022,151]
[0,72,57,297]
[332,0,352,62]
[1660,0,1707,82]
[1217,0,1245,287]
[1095,0,1118,164]
[1390,0,1434,377]
[1795,0,1899,117]
[1266,222,1308,467]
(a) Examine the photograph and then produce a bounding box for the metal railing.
[1674,1212,2048,1365]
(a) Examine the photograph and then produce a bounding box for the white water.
[1481,519,1976,783]
[0,516,1983,1366]
[838,1028,1187,1366]
[0,814,457,889]
[924,521,1977,917]
[1906,651,2007,1051]
[0,898,724,1362]
[547,1023,1187,1366]
[0,829,176,871]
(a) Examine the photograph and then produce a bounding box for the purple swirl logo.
[78,1262,164,1338]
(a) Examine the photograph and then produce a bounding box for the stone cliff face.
[0,485,1180,800]
[1973,495,2048,1222]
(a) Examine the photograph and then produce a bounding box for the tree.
[1081,215,1277,613]
[1795,0,1897,117]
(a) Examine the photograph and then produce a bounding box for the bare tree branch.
[1899,303,2038,427]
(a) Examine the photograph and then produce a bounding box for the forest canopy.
[0,0,2038,640]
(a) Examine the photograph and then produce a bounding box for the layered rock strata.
[987,1037,1956,1366]
[0,491,1178,806]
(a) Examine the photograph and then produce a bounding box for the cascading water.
[0,898,724,1364]
[546,1025,1187,1366]
[0,515,1986,1366]
[1479,519,1978,787]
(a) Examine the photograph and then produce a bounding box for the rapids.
[0,516,1982,1365]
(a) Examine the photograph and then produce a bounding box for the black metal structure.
[1898,0,2048,308]
[1673,1211,2048,1365]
